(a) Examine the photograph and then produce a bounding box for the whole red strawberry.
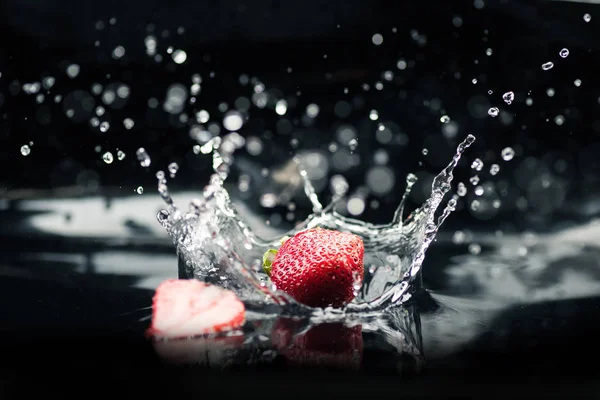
[263,228,364,308]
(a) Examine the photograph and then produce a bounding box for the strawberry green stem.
[262,249,278,276]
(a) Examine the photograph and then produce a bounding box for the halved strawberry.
[271,318,363,370]
[264,228,364,308]
[146,279,246,339]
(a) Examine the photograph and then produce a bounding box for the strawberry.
[271,318,363,369]
[263,228,364,308]
[146,279,246,339]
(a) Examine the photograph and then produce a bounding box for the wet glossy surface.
[2,197,600,396]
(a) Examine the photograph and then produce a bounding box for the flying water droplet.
[583,13,592,22]
[275,100,288,116]
[156,209,170,227]
[457,182,467,196]
[501,147,515,161]
[469,175,480,185]
[471,158,484,171]
[20,145,31,156]
[136,186,144,194]
[168,162,179,178]
[136,147,151,167]
[66,64,80,78]
[502,91,514,105]
[541,62,554,71]
[440,115,450,123]
[559,48,569,58]
[488,107,499,117]
[468,243,481,255]
[489,164,500,175]
[223,111,244,131]
[117,150,126,160]
[123,118,135,129]
[102,151,114,164]
[172,49,187,64]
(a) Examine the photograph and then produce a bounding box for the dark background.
[1,0,600,397]
[2,0,600,231]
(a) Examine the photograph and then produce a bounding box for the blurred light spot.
[347,197,366,216]
[366,166,395,195]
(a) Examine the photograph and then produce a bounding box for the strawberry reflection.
[271,318,364,370]
[152,334,245,367]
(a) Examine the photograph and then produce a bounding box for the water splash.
[157,132,475,316]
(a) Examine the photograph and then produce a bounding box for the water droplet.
[502,91,514,105]
[136,147,151,167]
[156,209,170,225]
[172,49,187,64]
[20,145,31,156]
[471,158,484,171]
[123,118,135,129]
[559,48,569,58]
[489,164,500,175]
[485,48,493,56]
[369,109,379,120]
[457,182,467,196]
[574,79,582,87]
[168,162,179,178]
[112,46,126,59]
[541,61,554,70]
[440,115,450,123]
[422,148,428,155]
[468,243,481,255]
[372,33,383,46]
[223,110,244,131]
[275,100,288,116]
[136,186,144,194]
[66,64,80,78]
[488,107,499,117]
[196,110,210,123]
[452,230,466,244]
[42,76,56,89]
[348,138,358,150]
[554,115,565,125]
[99,121,110,132]
[472,78,478,84]
[469,175,480,185]
[102,151,114,164]
[117,150,126,160]
[584,13,592,22]
[501,147,515,161]
[474,185,484,196]
[306,103,320,118]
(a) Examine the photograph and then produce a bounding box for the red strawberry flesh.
[270,228,364,308]
[147,279,246,339]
